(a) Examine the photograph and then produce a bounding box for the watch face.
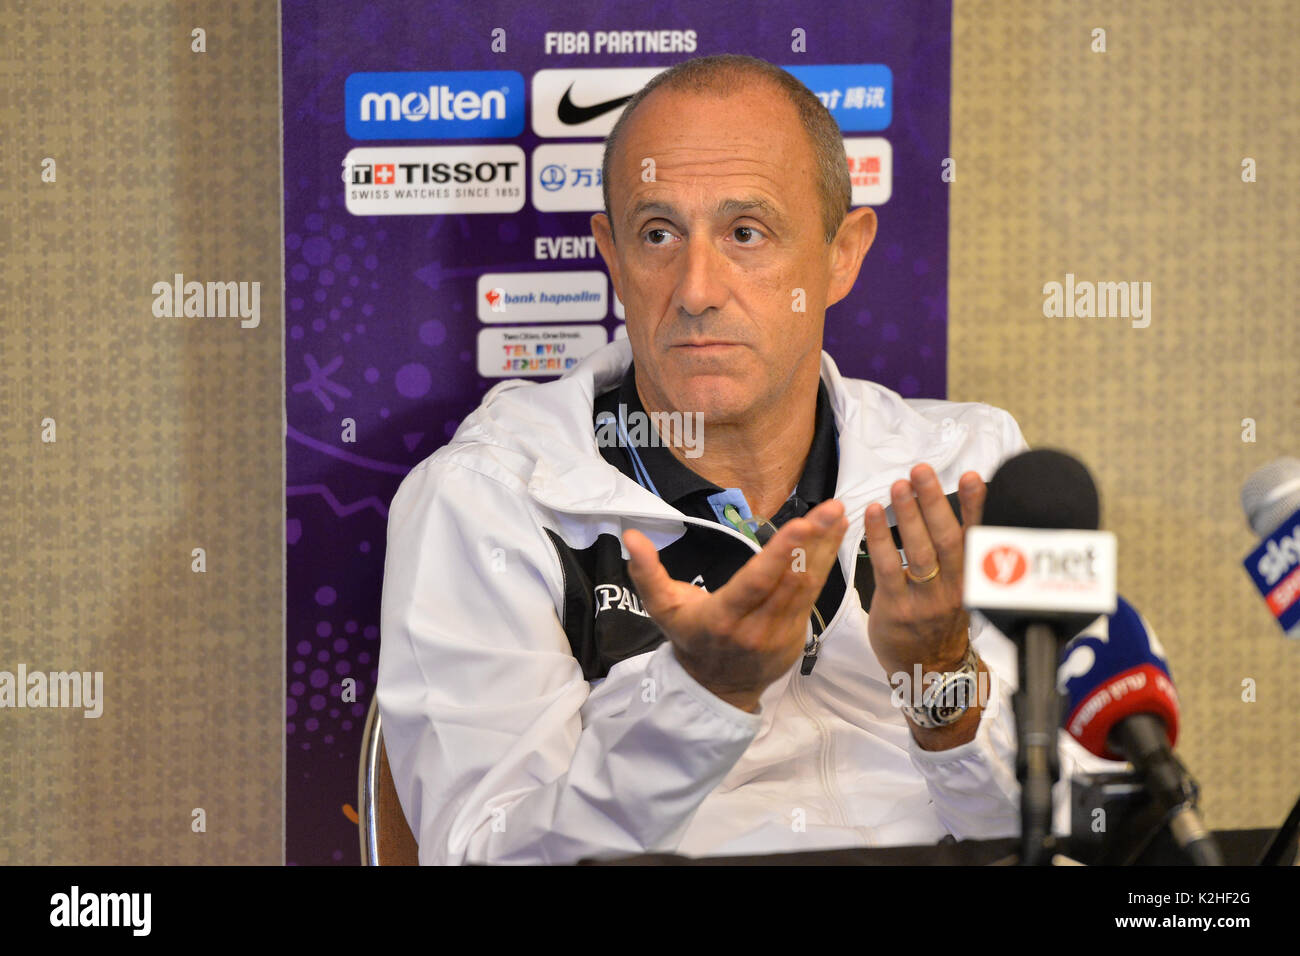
[925,673,978,724]
[932,702,964,723]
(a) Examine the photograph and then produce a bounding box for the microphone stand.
[1110,715,1223,866]
[1259,788,1300,866]
[1015,622,1066,866]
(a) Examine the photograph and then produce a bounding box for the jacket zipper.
[788,666,850,832]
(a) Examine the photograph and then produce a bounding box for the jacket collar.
[456,337,970,524]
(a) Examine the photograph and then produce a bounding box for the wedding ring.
[904,563,940,584]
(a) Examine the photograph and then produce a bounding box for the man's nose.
[673,233,730,318]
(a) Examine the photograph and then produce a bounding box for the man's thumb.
[623,528,675,618]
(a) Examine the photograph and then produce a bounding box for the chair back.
[358,696,419,865]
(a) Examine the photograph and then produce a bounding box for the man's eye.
[644,228,672,245]
[733,226,763,244]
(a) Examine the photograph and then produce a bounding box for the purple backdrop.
[281,0,952,865]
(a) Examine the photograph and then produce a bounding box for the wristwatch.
[900,642,981,729]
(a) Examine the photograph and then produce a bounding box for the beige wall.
[949,0,1300,829]
[0,1,282,863]
[0,0,1293,863]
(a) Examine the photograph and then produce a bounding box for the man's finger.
[911,464,964,571]
[891,478,939,578]
[958,470,986,528]
[712,525,804,621]
[863,501,905,598]
[781,500,848,588]
[794,502,851,595]
[760,509,849,625]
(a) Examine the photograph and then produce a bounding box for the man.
[378,54,1114,865]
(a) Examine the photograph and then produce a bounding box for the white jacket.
[377,336,1120,864]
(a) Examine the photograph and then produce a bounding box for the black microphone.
[964,449,1117,866]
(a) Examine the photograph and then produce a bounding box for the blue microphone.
[1058,597,1179,760]
[1058,597,1222,865]
[1240,457,1300,639]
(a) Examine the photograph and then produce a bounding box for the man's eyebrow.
[625,197,788,227]
[715,197,785,223]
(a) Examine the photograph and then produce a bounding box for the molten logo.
[983,545,1027,585]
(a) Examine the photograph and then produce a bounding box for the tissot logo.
[983,546,1028,585]
[345,70,524,140]
[344,146,526,216]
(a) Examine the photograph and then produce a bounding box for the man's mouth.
[672,339,743,349]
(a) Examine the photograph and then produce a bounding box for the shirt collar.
[594,362,839,517]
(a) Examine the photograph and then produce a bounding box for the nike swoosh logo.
[557,85,634,125]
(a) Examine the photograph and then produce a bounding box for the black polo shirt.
[593,363,848,647]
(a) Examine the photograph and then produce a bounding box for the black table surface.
[583,828,1287,866]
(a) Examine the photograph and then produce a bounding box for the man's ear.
[591,212,622,302]
[825,206,878,309]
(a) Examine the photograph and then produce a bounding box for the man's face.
[592,82,875,424]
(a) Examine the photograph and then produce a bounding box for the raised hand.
[863,464,986,679]
[623,499,849,712]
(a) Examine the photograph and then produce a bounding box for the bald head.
[600,55,851,245]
